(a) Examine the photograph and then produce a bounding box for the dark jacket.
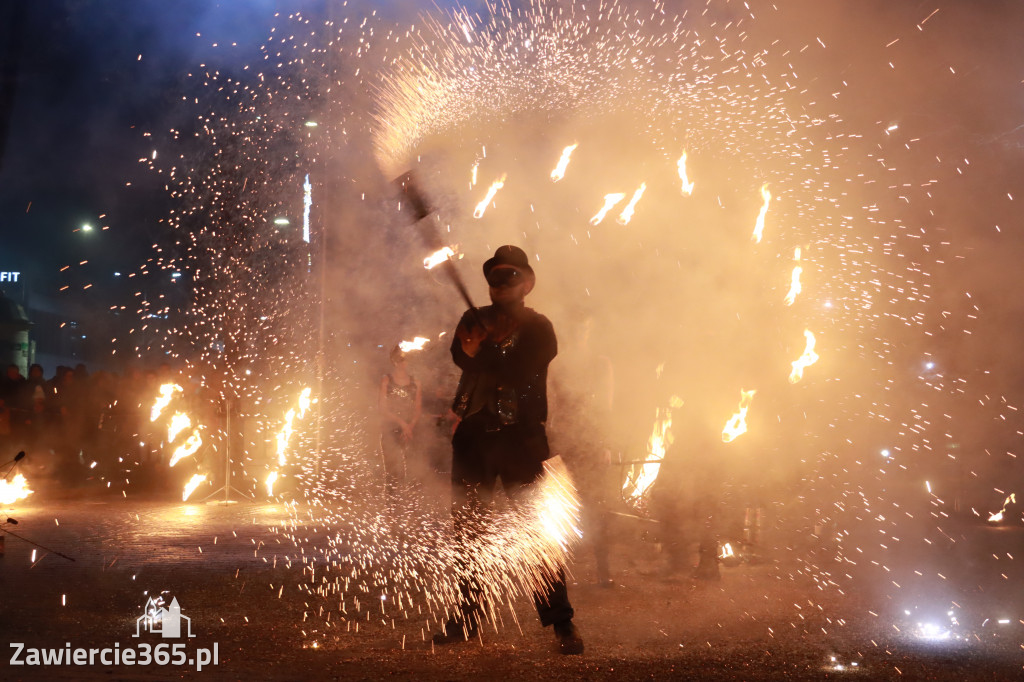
[450,305,557,427]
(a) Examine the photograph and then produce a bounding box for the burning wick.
[473,174,507,218]
[590,193,626,225]
[550,143,577,182]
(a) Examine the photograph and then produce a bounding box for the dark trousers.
[451,414,574,627]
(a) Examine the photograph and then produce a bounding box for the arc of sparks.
[617,183,647,225]
[788,329,820,384]
[590,193,626,225]
[677,151,695,195]
[722,389,756,443]
[550,143,578,182]
[473,174,507,218]
[784,247,803,306]
[752,183,771,243]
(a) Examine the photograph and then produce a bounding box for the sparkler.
[472,174,507,219]
[752,184,771,243]
[550,143,577,182]
[617,183,647,225]
[722,389,756,443]
[788,330,820,384]
[677,151,695,195]
[589,193,626,225]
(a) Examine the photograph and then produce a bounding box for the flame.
[784,247,802,306]
[473,174,507,218]
[398,336,430,353]
[590,193,626,225]
[617,183,647,224]
[550,143,577,182]
[169,429,203,467]
[722,389,756,443]
[167,412,191,443]
[677,151,695,195]
[182,474,207,501]
[297,387,312,419]
[752,184,771,243]
[150,383,183,422]
[720,542,735,559]
[623,408,673,504]
[470,161,479,187]
[0,473,33,504]
[423,246,455,269]
[276,409,297,467]
[988,493,1016,523]
[266,471,279,496]
[788,330,820,384]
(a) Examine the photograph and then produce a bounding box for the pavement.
[1,493,1023,681]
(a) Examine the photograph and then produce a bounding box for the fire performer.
[434,245,584,655]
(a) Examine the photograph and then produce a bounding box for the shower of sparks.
[784,247,803,306]
[752,184,771,243]
[788,329,820,384]
[150,383,183,422]
[423,246,456,269]
[0,474,32,504]
[617,183,647,225]
[589,193,626,225]
[722,389,757,443]
[550,143,577,182]
[398,336,430,353]
[676,151,695,195]
[182,474,207,502]
[472,174,507,218]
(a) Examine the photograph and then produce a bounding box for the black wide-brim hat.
[482,245,535,278]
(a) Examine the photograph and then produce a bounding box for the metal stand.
[204,398,252,504]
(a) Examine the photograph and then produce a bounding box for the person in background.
[378,345,422,494]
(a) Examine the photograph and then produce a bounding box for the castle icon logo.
[133,597,196,638]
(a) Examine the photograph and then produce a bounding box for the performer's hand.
[458,323,487,357]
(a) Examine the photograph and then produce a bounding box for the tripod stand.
[203,398,252,504]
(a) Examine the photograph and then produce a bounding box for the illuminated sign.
[0,272,20,283]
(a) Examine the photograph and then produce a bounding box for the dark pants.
[451,414,574,627]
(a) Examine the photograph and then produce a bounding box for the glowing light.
[550,143,577,182]
[752,184,771,243]
[399,336,430,353]
[722,389,756,443]
[182,474,207,501]
[788,329,820,384]
[677,151,695,195]
[0,474,32,504]
[784,247,802,306]
[473,174,507,218]
[617,183,647,225]
[150,383,183,422]
[168,430,203,467]
[423,246,455,270]
[590,193,626,225]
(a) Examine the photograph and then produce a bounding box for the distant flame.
[550,143,578,182]
[722,389,756,443]
[169,430,203,467]
[788,330,820,384]
[590,193,626,225]
[617,183,647,225]
[784,247,802,306]
[752,184,771,243]
[473,174,507,218]
[399,336,430,353]
[150,383,183,422]
[182,474,207,501]
[677,151,695,195]
[720,542,735,559]
[423,246,455,270]
[0,473,32,504]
